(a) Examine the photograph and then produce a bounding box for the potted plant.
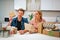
[29,13,33,21]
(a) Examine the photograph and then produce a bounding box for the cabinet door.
[14,0,26,10]
[27,0,40,11]
[41,0,60,11]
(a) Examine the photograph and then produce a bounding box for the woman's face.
[34,11,40,19]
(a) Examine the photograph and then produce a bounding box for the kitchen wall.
[42,11,60,22]
[23,11,60,22]
[0,0,14,22]
[0,0,60,23]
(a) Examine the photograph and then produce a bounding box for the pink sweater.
[30,18,45,28]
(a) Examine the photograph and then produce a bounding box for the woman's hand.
[19,30,28,35]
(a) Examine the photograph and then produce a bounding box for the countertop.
[0,32,60,40]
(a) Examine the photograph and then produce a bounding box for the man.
[11,8,28,34]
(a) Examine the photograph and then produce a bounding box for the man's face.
[18,11,24,17]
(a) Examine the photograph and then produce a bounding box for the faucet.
[56,16,60,22]
[56,16,58,22]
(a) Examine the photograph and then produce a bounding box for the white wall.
[42,11,60,22]
[0,0,14,22]
[42,11,60,17]
[0,0,60,23]
[23,11,60,22]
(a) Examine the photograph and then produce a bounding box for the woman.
[7,11,15,26]
[29,10,45,33]
[7,16,13,26]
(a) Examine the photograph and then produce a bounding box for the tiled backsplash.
[43,17,56,22]
[43,17,60,22]
[24,16,60,22]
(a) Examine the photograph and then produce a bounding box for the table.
[0,29,10,37]
[0,32,60,40]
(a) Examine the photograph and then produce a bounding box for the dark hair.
[16,8,25,13]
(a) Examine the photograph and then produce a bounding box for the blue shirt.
[11,17,28,30]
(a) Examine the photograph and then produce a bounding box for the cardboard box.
[38,23,43,34]
[24,23,35,32]
[52,31,60,37]
[43,29,60,37]
[24,23,32,31]
[43,29,49,35]
[49,31,60,37]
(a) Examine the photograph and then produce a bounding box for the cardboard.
[52,31,60,37]
[43,29,49,35]
[38,23,43,34]
[43,29,60,37]
[24,23,35,32]
[24,23,32,31]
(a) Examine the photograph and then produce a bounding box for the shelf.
[41,10,60,12]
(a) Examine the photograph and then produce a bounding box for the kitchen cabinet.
[14,0,60,11]
[26,0,40,11]
[14,0,26,10]
[41,0,60,11]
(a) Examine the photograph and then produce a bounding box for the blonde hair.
[36,10,42,20]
